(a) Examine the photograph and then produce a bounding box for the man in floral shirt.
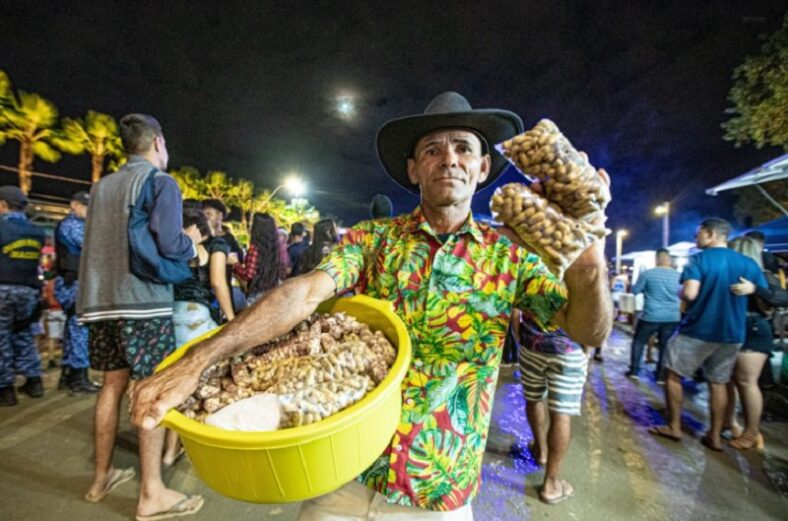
[132,92,613,520]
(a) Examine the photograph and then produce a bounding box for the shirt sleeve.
[58,218,84,252]
[513,251,567,331]
[681,254,702,282]
[149,174,194,262]
[233,243,258,282]
[632,271,647,295]
[755,272,788,307]
[315,225,369,294]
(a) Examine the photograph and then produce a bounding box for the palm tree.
[170,165,204,200]
[0,70,79,193]
[227,178,255,229]
[56,110,124,183]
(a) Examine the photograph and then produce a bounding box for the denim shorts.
[664,334,741,384]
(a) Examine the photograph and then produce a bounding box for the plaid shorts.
[519,348,589,416]
[88,317,175,380]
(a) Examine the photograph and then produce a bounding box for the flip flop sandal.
[648,426,681,443]
[539,480,575,505]
[84,467,136,503]
[135,494,204,521]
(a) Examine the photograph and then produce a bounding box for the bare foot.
[648,425,682,442]
[137,488,203,519]
[540,479,575,504]
[85,467,136,502]
[162,447,185,467]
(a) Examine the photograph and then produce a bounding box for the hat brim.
[376,109,524,194]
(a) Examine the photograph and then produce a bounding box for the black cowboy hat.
[376,92,523,193]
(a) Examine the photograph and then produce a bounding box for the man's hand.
[185,224,203,245]
[730,277,756,296]
[130,357,203,430]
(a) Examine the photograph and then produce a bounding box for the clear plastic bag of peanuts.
[490,182,606,279]
[496,119,611,223]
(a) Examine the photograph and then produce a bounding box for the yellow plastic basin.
[156,295,411,503]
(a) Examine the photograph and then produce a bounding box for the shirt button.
[406,399,414,406]
[396,444,403,452]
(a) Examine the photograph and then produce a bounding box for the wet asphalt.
[0,328,785,520]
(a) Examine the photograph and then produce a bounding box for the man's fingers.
[597,168,611,187]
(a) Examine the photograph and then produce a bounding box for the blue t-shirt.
[679,248,767,343]
[632,267,681,323]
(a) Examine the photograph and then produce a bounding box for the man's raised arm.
[554,241,613,347]
[131,269,337,430]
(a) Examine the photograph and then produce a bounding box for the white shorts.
[297,481,473,521]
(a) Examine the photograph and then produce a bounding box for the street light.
[283,175,306,197]
[250,175,307,226]
[615,229,628,274]
[655,202,670,248]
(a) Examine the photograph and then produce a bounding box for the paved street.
[1,328,786,520]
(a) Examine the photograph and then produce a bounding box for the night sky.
[1,0,785,255]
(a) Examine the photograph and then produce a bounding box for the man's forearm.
[558,243,613,346]
[186,270,336,370]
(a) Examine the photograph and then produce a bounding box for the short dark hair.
[745,231,766,243]
[291,222,305,236]
[119,114,162,154]
[656,248,670,256]
[182,199,203,212]
[183,207,211,237]
[700,218,731,239]
[202,198,227,217]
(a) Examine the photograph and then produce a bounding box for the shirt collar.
[2,211,28,222]
[407,206,484,244]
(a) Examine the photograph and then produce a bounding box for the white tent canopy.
[706,153,788,195]
[706,154,788,217]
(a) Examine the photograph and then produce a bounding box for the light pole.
[249,175,306,226]
[655,202,670,248]
[262,175,306,205]
[615,229,628,274]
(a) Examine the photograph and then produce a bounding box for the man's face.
[203,207,223,230]
[407,130,490,207]
[695,226,714,249]
[71,201,87,219]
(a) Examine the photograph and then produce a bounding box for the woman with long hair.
[724,236,788,451]
[234,213,286,303]
[167,206,234,465]
[296,219,339,275]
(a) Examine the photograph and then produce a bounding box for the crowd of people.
[626,223,786,452]
[0,92,783,520]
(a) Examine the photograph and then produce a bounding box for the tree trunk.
[18,141,32,194]
[91,153,104,184]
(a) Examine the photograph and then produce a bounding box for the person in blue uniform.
[54,190,99,394]
[0,186,46,406]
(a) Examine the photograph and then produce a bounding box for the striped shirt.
[631,267,681,323]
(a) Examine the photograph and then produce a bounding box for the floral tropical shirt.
[316,206,566,511]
